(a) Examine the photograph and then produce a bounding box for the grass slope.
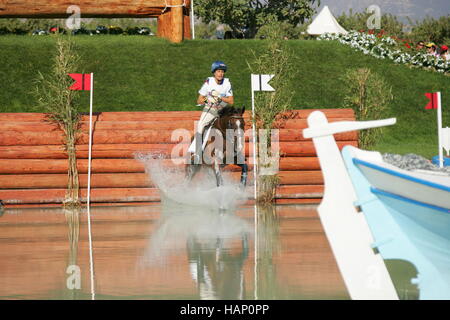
[0,35,449,158]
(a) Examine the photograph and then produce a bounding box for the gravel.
[382,153,450,176]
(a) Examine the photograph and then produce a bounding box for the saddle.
[187,106,238,155]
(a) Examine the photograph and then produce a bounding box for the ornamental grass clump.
[342,68,393,149]
[247,20,295,204]
[34,36,82,208]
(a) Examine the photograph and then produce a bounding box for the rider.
[189,61,234,163]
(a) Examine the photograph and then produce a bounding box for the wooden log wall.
[0,0,191,42]
[0,109,357,207]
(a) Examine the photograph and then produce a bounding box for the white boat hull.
[349,148,450,210]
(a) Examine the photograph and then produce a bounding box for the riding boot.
[238,163,248,187]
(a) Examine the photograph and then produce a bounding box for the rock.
[382,153,450,175]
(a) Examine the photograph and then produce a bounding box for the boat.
[303,110,450,300]
[342,146,450,300]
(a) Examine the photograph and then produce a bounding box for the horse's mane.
[218,106,243,118]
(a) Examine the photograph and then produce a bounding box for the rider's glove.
[207,91,221,106]
[211,90,222,103]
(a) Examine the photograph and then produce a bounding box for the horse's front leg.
[212,153,224,187]
[185,163,200,185]
[237,163,248,187]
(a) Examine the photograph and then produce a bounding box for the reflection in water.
[255,205,280,299]
[144,200,252,299]
[385,259,420,300]
[63,208,82,300]
[187,228,249,300]
[0,204,355,299]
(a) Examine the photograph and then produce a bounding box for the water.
[0,155,421,300]
[0,202,421,300]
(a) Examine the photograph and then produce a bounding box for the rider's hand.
[207,94,220,105]
[209,90,222,104]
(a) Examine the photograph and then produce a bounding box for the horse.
[185,106,248,188]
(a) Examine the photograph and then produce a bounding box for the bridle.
[225,115,245,155]
[226,115,245,130]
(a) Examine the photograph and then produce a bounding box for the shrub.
[248,19,295,204]
[256,20,303,40]
[342,68,393,149]
[337,10,405,39]
[409,16,450,45]
[34,36,83,208]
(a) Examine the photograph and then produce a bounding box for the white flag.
[251,74,275,91]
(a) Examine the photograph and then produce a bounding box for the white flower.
[316,30,448,74]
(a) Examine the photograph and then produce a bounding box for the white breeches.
[188,110,218,153]
[196,110,217,135]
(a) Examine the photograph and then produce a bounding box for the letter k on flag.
[68,73,92,91]
[251,74,275,92]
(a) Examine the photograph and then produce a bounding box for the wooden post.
[184,0,192,40]
[171,0,184,43]
[157,11,169,39]
[157,0,184,43]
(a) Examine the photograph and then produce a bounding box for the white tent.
[307,6,348,35]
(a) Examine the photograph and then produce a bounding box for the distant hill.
[317,0,450,22]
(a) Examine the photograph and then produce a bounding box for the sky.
[317,0,450,22]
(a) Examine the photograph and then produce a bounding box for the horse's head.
[218,106,245,131]
[216,106,246,160]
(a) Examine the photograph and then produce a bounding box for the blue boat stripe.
[370,187,450,214]
[353,158,450,193]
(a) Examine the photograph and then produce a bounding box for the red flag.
[425,92,439,110]
[68,73,91,91]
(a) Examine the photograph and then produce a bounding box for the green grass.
[1,35,449,158]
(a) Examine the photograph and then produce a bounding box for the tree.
[337,10,405,38]
[409,16,450,45]
[194,0,320,38]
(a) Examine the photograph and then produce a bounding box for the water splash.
[135,152,250,210]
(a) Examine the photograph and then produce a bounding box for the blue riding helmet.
[211,61,227,73]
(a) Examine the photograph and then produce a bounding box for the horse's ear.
[240,106,245,115]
